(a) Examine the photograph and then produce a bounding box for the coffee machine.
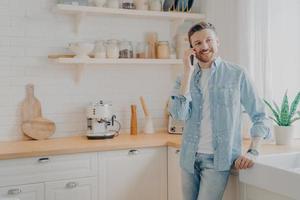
[86,100,121,139]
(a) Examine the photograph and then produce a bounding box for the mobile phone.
[189,54,194,66]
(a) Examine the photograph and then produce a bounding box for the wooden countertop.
[0,132,300,160]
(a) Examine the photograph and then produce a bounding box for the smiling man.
[168,22,271,200]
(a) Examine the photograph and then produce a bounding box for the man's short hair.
[188,22,217,47]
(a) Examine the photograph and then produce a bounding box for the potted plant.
[264,91,300,145]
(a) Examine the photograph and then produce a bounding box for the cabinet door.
[168,147,182,200]
[0,183,44,200]
[98,147,167,200]
[222,172,239,200]
[45,177,97,200]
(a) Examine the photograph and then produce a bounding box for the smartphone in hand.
[189,54,194,66]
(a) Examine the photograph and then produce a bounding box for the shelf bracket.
[74,13,85,34]
[75,64,85,83]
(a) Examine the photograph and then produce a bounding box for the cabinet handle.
[175,149,180,154]
[38,157,50,163]
[7,188,22,195]
[65,181,78,189]
[128,149,139,155]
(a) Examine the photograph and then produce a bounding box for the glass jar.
[135,42,147,58]
[119,40,133,58]
[133,0,148,10]
[149,0,161,11]
[121,0,136,9]
[106,0,120,8]
[156,41,170,59]
[94,40,106,58]
[106,39,119,59]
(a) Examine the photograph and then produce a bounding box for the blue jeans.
[181,153,230,200]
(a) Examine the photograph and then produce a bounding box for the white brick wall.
[0,0,182,141]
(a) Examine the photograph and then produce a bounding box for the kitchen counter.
[0,132,300,160]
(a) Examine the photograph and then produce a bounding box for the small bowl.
[69,42,95,59]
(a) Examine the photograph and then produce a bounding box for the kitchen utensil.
[21,84,42,123]
[130,105,138,135]
[22,117,56,140]
[86,100,121,139]
[21,84,56,140]
[146,32,158,59]
[175,0,194,12]
[139,96,155,134]
[162,0,175,11]
[68,42,95,59]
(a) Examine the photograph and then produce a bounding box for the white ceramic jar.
[106,39,119,59]
[94,40,106,58]
[133,0,148,10]
[149,0,161,11]
[107,0,119,8]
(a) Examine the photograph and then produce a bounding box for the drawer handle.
[38,157,50,163]
[175,149,180,154]
[7,188,22,195]
[128,149,139,155]
[66,181,78,189]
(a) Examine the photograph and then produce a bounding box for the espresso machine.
[86,100,121,139]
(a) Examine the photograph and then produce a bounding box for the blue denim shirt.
[168,57,271,173]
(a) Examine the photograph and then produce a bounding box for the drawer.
[45,177,97,200]
[0,183,44,200]
[0,152,97,187]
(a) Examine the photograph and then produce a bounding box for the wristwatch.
[247,148,259,156]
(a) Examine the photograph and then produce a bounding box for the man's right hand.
[183,48,196,74]
[180,49,196,96]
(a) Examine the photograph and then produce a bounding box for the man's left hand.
[234,155,254,170]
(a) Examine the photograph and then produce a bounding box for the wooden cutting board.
[22,117,56,140]
[21,84,56,140]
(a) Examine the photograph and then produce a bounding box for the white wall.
[0,0,182,141]
[269,0,300,136]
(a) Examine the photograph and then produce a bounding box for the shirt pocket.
[216,87,238,107]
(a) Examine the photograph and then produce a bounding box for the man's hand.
[234,155,255,170]
[183,48,196,73]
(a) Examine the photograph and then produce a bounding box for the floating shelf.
[55,4,205,21]
[54,4,205,34]
[51,57,183,65]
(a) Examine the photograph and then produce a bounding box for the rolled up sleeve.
[168,76,192,121]
[240,70,271,139]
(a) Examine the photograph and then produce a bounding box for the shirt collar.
[194,56,222,74]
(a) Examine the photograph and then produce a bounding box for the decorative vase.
[274,125,294,145]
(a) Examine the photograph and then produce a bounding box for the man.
[168,22,271,200]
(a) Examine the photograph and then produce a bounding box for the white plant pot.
[274,125,294,145]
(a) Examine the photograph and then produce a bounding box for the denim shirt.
[168,57,271,173]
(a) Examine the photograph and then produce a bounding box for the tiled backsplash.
[0,0,180,141]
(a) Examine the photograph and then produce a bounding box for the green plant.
[264,91,300,126]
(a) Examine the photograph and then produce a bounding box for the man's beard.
[195,49,215,63]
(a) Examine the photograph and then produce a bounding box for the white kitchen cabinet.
[0,152,97,187]
[0,183,44,200]
[167,147,240,200]
[240,183,296,200]
[167,147,182,200]
[222,172,240,200]
[98,147,167,200]
[45,177,97,200]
